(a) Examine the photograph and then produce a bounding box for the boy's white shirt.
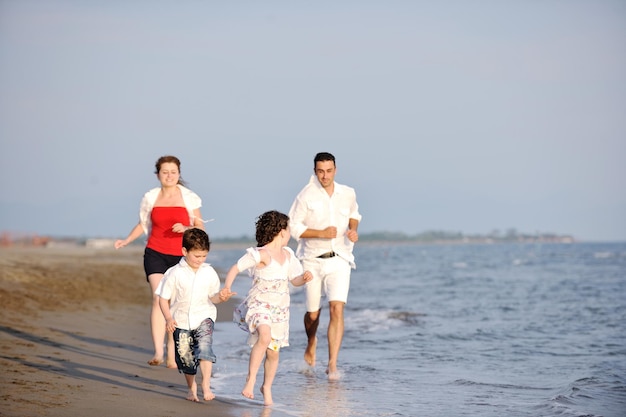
[155,258,220,330]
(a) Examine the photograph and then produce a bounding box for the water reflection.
[297,376,353,417]
[236,375,354,417]
[240,406,273,417]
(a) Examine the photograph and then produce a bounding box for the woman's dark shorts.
[143,247,181,281]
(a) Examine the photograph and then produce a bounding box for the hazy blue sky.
[1,1,625,242]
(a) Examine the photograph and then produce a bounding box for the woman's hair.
[154,155,186,186]
[255,210,289,247]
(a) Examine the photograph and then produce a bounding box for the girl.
[220,210,312,405]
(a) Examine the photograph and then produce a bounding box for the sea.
[205,241,626,417]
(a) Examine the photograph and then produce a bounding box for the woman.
[115,155,205,367]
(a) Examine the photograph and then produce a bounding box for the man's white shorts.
[301,256,352,312]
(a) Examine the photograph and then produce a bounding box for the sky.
[1,1,625,242]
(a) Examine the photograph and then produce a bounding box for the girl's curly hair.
[255,210,289,247]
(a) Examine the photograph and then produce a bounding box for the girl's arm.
[221,249,262,294]
[218,263,241,300]
[223,263,240,292]
[290,270,313,287]
[210,291,231,304]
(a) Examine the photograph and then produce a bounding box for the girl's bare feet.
[203,389,215,401]
[201,376,215,401]
[260,385,273,406]
[326,368,342,381]
[242,376,256,400]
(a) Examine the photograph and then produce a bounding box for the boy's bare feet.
[242,376,256,400]
[166,361,177,369]
[260,385,273,406]
[304,336,317,366]
[186,382,199,402]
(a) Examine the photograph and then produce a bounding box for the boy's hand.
[165,318,177,333]
[219,287,236,301]
[302,270,313,282]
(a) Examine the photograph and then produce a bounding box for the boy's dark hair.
[314,152,335,167]
[183,228,211,252]
[255,210,289,247]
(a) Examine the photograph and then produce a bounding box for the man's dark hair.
[314,152,335,167]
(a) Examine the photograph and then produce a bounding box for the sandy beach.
[0,246,280,417]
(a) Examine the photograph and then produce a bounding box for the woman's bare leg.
[148,274,166,365]
[165,331,176,368]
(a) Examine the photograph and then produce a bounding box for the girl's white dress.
[233,246,303,351]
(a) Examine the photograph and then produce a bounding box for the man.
[288,152,361,380]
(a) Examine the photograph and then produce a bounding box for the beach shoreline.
[0,246,283,417]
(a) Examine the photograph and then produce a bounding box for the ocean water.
[206,242,626,417]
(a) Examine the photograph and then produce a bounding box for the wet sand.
[0,246,277,417]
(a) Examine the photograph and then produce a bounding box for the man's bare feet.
[242,377,256,400]
[304,336,317,367]
[260,385,273,406]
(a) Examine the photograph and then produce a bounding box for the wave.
[536,375,626,417]
[344,308,425,332]
[452,378,550,391]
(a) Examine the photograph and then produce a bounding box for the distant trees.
[357,229,574,244]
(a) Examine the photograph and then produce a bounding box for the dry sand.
[0,246,277,417]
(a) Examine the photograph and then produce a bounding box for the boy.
[156,228,232,402]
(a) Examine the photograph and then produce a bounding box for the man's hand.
[346,229,359,243]
[321,226,337,239]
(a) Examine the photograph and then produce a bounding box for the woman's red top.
[146,206,189,256]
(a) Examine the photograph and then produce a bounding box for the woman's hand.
[172,223,191,233]
[114,239,127,249]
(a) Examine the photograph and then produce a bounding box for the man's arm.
[299,226,337,239]
[346,218,359,242]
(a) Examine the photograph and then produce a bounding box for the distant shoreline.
[0,235,583,253]
[0,229,579,248]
